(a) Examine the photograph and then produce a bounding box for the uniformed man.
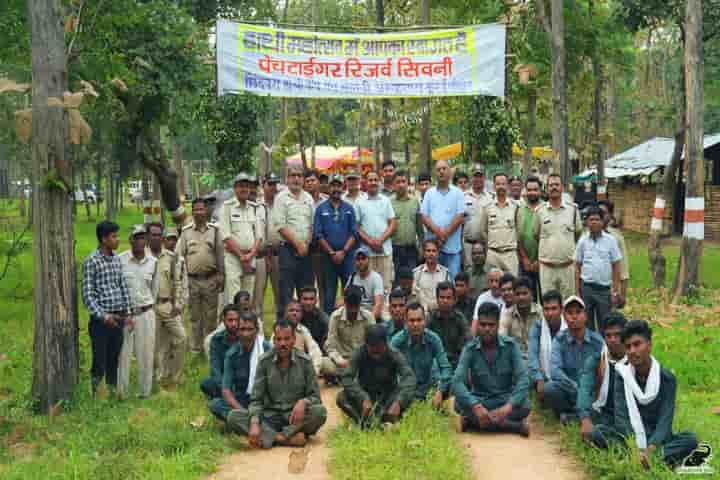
[463,164,493,269]
[177,197,224,355]
[201,305,242,400]
[255,173,282,321]
[218,172,263,306]
[508,175,526,207]
[209,312,271,422]
[154,227,188,390]
[474,173,520,276]
[118,225,158,399]
[227,320,328,449]
[412,239,450,312]
[336,324,416,426]
[146,221,164,258]
[534,173,583,301]
[271,165,315,318]
[325,285,376,372]
[427,281,471,370]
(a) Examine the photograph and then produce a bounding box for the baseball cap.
[346,170,361,179]
[164,227,179,238]
[264,172,280,184]
[472,163,486,175]
[563,295,586,309]
[248,174,259,185]
[329,173,344,185]
[354,246,370,258]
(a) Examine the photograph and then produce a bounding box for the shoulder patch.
[295,350,311,361]
[258,350,275,362]
[207,222,218,228]
[181,223,194,231]
[223,198,236,205]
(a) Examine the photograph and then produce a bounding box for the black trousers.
[89,315,124,389]
[278,244,314,320]
[521,266,541,303]
[392,245,418,287]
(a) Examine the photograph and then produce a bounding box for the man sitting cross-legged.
[384,288,408,340]
[200,304,242,400]
[453,302,530,437]
[427,281,471,370]
[208,312,271,422]
[526,289,566,405]
[588,320,698,468]
[226,320,327,449]
[336,324,416,427]
[391,302,452,409]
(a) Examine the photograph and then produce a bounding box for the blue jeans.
[322,252,354,315]
[439,252,461,279]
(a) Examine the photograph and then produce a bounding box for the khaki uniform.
[462,190,493,268]
[154,249,188,386]
[498,302,543,356]
[534,202,582,301]
[218,198,263,305]
[326,306,376,370]
[177,222,224,354]
[254,199,280,325]
[479,200,520,275]
[412,263,451,312]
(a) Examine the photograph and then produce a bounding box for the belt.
[464,239,478,244]
[488,246,516,253]
[540,260,574,268]
[157,297,173,304]
[582,281,611,290]
[133,304,153,315]
[188,271,216,279]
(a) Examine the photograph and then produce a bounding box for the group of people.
[81,159,698,468]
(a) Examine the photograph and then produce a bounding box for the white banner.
[216,21,506,98]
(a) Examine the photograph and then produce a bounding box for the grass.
[1,203,719,479]
[328,402,471,480]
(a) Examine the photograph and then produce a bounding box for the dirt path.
[460,413,585,480]
[208,387,340,480]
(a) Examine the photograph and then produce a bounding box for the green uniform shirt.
[341,345,416,409]
[248,349,322,423]
[518,204,539,262]
[453,335,530,411]
[209,330,238,385]
[427,309,471,369]
[391,195,421,247]
[469,263,491,297]
[390,329,452,399]
[222,339,272,407]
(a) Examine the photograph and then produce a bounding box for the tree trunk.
[173,140,186,202]
[551,0,570,186]
[522,89,537,179]
[105,167,115,220]
[30,0,79,413]
[376,0,392,166]
[81,167,91,219]
[672,0,704,302]
[295,100,307,168]
[419,0,432,173]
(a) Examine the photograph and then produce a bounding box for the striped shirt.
[82,248,132,318]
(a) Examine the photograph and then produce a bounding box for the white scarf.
[592,345,626,412]
[615,356,661,449]
[540,316,567,380]
[246,336,266,395]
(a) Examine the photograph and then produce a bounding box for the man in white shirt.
[471,268,505,335]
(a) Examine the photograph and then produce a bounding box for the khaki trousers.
[188,276,220,354]
[118,309,155,398]
[539,264,576,302]
[155,313,186,385]
[225,258,256,307]
[369,255,393,294]
[255,254,280,324]
[486,249,519,276]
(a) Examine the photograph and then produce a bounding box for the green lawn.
[0,208,718,478]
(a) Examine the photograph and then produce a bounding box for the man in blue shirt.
[544,296,605,423]
[575,206,623,331]
[208,312,271,421]
[527,289,565,405]
[314,174,357,315]
[391,302,452,408]
[420,160,466,279]
[200,305,242,400]
[453,302,530,436]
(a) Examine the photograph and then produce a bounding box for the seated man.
[454,272,477,325]
[471,268,504,335]
[544,296,604,423]
[200,305,242,400]
[499,276,543,356]
[326,285,376,374]
[577,312,626,443]
[453,302,530,436]
[203,290,255,356]
[589,320,698,467]
[226,320,327,448]
[299,286,329,352]
[278,300,324,376]
[348,247,384,321]
[499,272,516,311]
[391,303,452,408]
[427,281,471,370]
[527,290,566,404]
[336,324,416,426]
[209,312,271,421]
[396,266,418,305]
[413,239,451,312]
[385,288,407,340]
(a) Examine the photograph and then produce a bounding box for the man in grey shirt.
[349,247,384,321]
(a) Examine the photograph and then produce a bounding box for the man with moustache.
[463,164,493,269]
[228,320,327,448]
[314,174,357,315]
[453,302,531,436]
[527,290,566,405]
[384,288,408,340]
[305,169,329,310]
[543,296,605,423]
[427,281,471,370]
[380,160,396,197]
[474,173,520,276]
[413,239,451,312]
[201,305,243,401]
[391,170,422,282]
[499,276,544,356]
[342,170,367,217]
[517,176,543,301]
[468,242,491,297]
[471,268,505,336]
[255,173,282,321]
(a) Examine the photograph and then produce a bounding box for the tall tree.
[376,0,393,166]
[419,0,432,173]
[30,0,79,413]
[672,0,704,300]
